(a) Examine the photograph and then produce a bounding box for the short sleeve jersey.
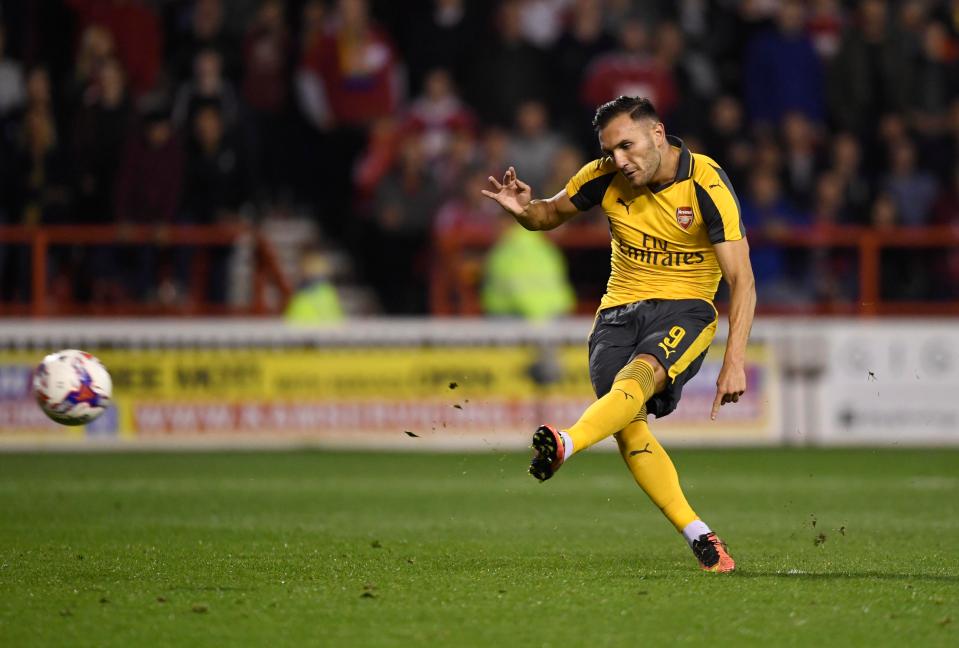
[565,136,744,310]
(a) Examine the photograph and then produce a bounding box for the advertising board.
[0,340,778,448]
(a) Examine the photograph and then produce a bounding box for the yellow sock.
[566,359,657,453]
[613,408,698,531]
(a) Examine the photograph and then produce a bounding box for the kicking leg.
[530,354,664,482]
[565,355,665,454]
[614,409,735,573]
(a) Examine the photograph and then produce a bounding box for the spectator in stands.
[882,138,937,226]
[744,0,824,128]
[171,0,239,84]
[7,104,71,226]
[478,126,513,177]
[827,0,913,136]
[740,167,811,304]
[298,0,400,130]
[284,250,344,324]
[2,104,72,302]
[69,25,115,108]
[181,99,251,305]
[752,132,785,178]
[351,116,400,199]
[434,129,480,196]
[298,0,400,241]
[870,190,931,300]
[4,65,69,220]
[811,171,847,227]
[114,103,184,301]
[23,66,56,119]
[73,57,132,225]
[0,21,25,122]
[172,48,240,130]
[810,171,857,302]
[405,68,476,166]
[481,214,575,321]
[653,20,719,136]
[370,135,439,313]
[807,0,845,61]
[874,112,911,175]
[702,95,751,189]
[182,100,250,221]
[401,0,483,95]
[898,0,933,45]
[549,0,615,146]
[581,17,677,124]
[431,166,504,315]
[870,191,899,229]
[433,167,502,239]
[72,57,132,303]
[468,0,549,127]
[780,111,823,211]
[241,0,292,199]
[908,20,959,138]
[66,0,162,99]
[506,100,565,193]
[828,131,872,223]
[516,0,568,49]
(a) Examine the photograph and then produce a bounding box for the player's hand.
[481,166,532,217]
[711,360,746,420]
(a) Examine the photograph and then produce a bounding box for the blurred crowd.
[2,0,959,314]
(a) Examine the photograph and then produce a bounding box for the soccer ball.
[33,350,113,426]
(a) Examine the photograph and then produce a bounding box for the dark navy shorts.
[587,299,718,418]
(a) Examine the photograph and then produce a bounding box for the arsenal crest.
[676,206,694,229]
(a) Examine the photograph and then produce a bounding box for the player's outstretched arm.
[481,166,579,231]
[711,238,757,420]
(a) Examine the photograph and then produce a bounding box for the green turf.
[0,449,957,647]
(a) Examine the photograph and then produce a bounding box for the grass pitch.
[0,449,957,647]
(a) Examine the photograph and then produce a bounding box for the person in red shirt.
[580,17,677,123]
[298,0,399,129]
[296,0,401,243]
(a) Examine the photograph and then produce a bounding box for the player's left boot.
[691,532,736,573]
[528,424,565,482]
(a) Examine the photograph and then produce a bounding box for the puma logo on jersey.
[616,197,636,214]
[613,388,635,400]
[629,443,653,457]
[709,183,722,189]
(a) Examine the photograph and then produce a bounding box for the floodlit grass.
[0,449,957,646]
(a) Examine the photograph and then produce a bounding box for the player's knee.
[634,354,668,392]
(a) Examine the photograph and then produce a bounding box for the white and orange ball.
[33,350,113,426]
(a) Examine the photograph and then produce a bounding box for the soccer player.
[481,96,756,573]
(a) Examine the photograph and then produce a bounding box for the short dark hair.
[592,96,659,132]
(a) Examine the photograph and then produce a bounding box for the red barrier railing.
[0,224,292,316]
[431,224,959,316]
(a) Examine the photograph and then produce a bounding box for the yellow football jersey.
[565,136,744,310]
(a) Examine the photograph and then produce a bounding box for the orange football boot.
[528,424,566,482]
[691,532,736,573]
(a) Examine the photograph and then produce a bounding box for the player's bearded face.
[600,116,662,188]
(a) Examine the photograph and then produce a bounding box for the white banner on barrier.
[815,322,959,444]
